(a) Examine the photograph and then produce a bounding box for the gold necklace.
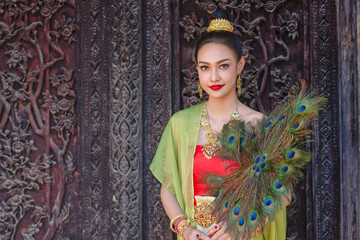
[200,102,241,159]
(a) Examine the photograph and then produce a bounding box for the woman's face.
[196,42,245,100]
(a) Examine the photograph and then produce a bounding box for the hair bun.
[211,10,230,21]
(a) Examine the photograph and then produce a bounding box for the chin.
[208,91,235,99]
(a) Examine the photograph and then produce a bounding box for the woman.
[150,19,286,240]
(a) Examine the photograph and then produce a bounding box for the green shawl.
[150,103,287,240]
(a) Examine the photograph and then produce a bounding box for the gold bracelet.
[178,219,192,235]
[180,224,191,238]
[170,214,187,232]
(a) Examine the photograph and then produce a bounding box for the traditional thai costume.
[150,103,287,239]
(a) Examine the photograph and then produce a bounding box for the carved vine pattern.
[180,0,300,112]
[109,1,142,239]
[0,0,77,239]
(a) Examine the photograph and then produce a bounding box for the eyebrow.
[198,59,231,64]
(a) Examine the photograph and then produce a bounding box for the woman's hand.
[182,226,211,240]
[207,223,231,240]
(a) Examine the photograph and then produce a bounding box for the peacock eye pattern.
[233,207,241,216]
[286,148,301,160]
[287,150,295,158]
[262,197,275,213]
[279,164,293,176]
[249,211,259,228]
[264,121,272,129]
[228,135,235,144]
[237,217,245,232]
[291,119,305,132]
[231,203,243,222]
[279,114,286,121]
[252,154,269,177]
[238,218,245,226]
[298,105,306,112]
[272,180,286,194]
[222,201,230,213]
[264,198,272,206]
[296,102,311,114]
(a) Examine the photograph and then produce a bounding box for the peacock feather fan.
[204,80,327,239]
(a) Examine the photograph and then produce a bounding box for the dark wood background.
[0,0,358,239]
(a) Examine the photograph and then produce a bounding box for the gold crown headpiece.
[207,19,234,33]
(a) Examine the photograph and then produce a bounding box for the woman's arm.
[160,184,184,218]
[161,185,210,240]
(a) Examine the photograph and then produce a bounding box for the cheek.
[222,70,237,83]
[198,71,210,83]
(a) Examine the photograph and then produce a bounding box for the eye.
[220,64,229,69]
[200,66,209,71]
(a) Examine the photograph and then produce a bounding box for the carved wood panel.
[309,0,340,239]
[337,0,360,239]
[143,0,176,239]
[0,0,78,239]
[0,0,343,239]
[82,0,144,239]
[79,0,111,239]
[109,1,143,239]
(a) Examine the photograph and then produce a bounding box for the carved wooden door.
[0,0,342,239]
[0,1,78,239]
[177,1,339,239]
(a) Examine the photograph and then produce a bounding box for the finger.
[209,230,223,239]
[196,231,211,240]
[218,233,231,240]
[210,226,228,240]
[207,224,220,236]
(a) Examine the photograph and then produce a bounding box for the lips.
[209,84,225,90]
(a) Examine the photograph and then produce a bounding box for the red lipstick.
[209,84,225,90]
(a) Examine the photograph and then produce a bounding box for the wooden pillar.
[308,0,340,238]
[337,0,360,239]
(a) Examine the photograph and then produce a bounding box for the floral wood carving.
[180,1,301,112]
[0,0,77,239]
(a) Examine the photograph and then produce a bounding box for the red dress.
[193,145,240,205]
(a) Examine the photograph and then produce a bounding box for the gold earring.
[237,75,242,95]
[198,82,203,98]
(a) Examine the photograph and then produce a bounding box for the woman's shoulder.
[240,104,266,125]
[169,102,205,123]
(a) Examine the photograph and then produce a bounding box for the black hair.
[194,13,243,62]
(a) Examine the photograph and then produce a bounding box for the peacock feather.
[204,80,327,239]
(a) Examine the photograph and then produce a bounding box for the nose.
[210,68,219,82]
